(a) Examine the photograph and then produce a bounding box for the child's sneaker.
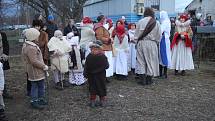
[99,100,107,107]
[31,101,44,110]
[0,109,7,121]
[38,98,48,105]
[88,100,96,108]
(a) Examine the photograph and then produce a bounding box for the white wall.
[160,0,175,14]
[83,0,133,17]
[144,0,175,14]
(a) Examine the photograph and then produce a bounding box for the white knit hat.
[25,28,40,41]
[54,30,63,38]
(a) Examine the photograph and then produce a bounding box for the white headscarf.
[160,11,171,37]
[54,30,63,40]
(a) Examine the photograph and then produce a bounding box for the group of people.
[0,7,195,119]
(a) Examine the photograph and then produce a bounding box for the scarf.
[116,25,125,44]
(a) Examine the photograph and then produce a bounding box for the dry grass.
[4,56,215,121]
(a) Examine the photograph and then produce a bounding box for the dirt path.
[4,57,215,121]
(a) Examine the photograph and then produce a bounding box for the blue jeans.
[31,79,45,101]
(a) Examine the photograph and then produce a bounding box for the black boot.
[159,65,163,77]
[27,79,31,97]
[63,80,70,87]
[146,76,153,85]
[137,74,146,85]
[181,70,186,76]
[131,69,135,75]
[163,66,168,78]
[175,70,179,75]
[55,82,64,90]
[3,85,13,99]
[0,109,7,121]
[106,78,111,83]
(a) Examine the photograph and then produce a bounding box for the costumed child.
[0,62,7,120]
[84,40,109,108]
[113,25,129,80]
[159,11,171,78]
[48,30,72,90]
[22,28,48,109]
[171,14,194,76]
[79,16,96,59]
[66,32,86,86]
[128,23,137,74]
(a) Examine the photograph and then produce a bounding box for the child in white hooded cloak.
[67,32,86,85]
[48,30,72,90]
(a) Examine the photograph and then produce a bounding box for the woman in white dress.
[159,11,171,78]
[171,14,194,76]
[113,25,129,80]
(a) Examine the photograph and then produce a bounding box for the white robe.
[159,11,171,68]
[171,20,194,70]
[105,51,114,77]
[114,35,129,75]
[128,29,136,69]
[135,17,161,77]
[48,37,72,73]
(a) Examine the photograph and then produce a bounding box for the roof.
[84,0,108,7]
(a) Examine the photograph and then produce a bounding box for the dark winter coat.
[0,32,10,70]
[45,21,58,40]
[64,25,80,36]
[84,53,109,96]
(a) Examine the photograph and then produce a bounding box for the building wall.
[202,0,215,20]
[160,0,175,14]
[83,0,176,23]
[83,0,143,23]
[186,0,215,20]
[144,0,175,14]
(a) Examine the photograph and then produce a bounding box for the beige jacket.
[95,27,112,51]
[22,41,46,81]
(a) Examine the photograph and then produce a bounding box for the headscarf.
[116,19,124,27]
[106,18,113,30]
[54,30,63,40]
[83,16,92,24]
[160,11,171,37]
[116,25,125,44]
[180,14,188,21]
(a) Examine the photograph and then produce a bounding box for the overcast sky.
[175,0,193,12]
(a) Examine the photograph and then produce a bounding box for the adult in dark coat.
[64,19,80,36]
[84,40,109,107]
[0,31,13,99]
[0,32,10,70]
[45,15,58,40]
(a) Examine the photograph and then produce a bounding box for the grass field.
[3,57,215,121]
[2,30,215,121]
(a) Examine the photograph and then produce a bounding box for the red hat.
[180,14,188,21]
[83,16,92,24]
[106,18,113,24]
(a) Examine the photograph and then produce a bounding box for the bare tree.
[17,0,87,26]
